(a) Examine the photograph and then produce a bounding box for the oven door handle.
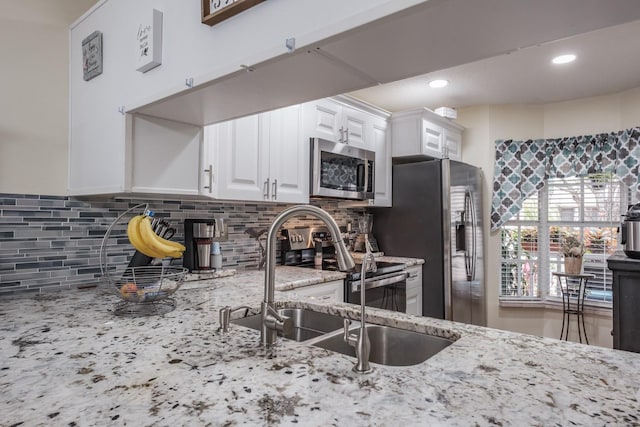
[350,271,408,292]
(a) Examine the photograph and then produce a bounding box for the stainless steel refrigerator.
[372,158,486,326]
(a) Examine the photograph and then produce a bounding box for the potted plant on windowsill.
[520,229,538,253]
[562,235,585,274]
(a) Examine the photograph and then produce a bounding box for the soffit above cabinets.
[130,47,377,127]
[130,0,640,127]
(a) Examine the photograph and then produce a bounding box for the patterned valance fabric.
[490,127,640,231]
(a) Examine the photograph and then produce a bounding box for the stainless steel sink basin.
[312,324,453,366]
[230,308,345,342]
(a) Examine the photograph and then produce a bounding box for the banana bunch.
[127,215,186,259]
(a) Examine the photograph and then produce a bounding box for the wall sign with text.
[82,31,103,81]
[136,9,163,73]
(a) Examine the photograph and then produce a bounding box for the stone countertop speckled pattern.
[183,266,347,293]
[2,266,640,426]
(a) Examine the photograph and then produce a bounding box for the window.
[500,173,626,305]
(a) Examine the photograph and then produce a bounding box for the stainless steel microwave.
[310,138,375,200]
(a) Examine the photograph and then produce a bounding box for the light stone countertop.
[2,266,640,426]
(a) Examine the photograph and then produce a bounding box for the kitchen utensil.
[358,214,373,234]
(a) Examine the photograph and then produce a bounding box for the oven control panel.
[282,227,333,251]
[284,228,310,251]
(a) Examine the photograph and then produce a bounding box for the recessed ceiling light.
[552,54,576,65]
[429,79,449,88]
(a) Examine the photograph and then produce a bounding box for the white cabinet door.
[406,294,420,316]
[371,118,391,207]
[443,127,462,161]
[422,118,445,158]
[268,105,309,203]
[305,98,342,142]
[405,266,423,316]
[208,114,270,201]
[280,280,344,303]
[304,98,372,148]
[341,105,369,148]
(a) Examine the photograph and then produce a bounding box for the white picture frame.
[136,9,163,73]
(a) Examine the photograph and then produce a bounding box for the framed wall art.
[136,9,163,73]
[201,0,265,26]
[82,31,103,81]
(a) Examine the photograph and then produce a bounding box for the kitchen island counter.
[2,267,639,426]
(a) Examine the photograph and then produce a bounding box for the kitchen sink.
[230,308,345,342]
[311,324,453,366]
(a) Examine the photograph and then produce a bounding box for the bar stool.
[552,272,595,344]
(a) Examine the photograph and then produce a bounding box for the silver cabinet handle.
[345,127,349,144]
[339,126,344,143]
[272,179,278,200]
[204,164,213,193]
[263,178,270,199]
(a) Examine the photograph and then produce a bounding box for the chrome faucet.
[262,205,356,348]
[344,235,376,373]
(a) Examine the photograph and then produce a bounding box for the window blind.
[500,173,625,304]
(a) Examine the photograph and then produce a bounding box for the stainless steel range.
[344,261,408,312]
[281,227,408,312]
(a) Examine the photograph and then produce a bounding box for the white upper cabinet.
[203,114,268,201]
[391,108,463,161]
[268,105,309,203]
[303,98,369,149]
[202,105,308,203]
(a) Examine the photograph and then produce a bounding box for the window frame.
[499,174,625,309]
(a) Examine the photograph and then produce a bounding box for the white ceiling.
[349,19,640,113]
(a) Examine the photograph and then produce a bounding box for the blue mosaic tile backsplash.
[0,194,364,295]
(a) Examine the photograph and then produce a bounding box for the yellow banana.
[138,216,185,258]
[127,215,165,258]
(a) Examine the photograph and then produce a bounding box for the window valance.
[491,127,640,231]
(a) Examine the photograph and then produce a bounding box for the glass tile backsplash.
[0,194,363,295]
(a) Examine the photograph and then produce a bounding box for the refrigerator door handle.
[465,189,478,282]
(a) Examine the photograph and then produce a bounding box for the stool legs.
[557,274,590,344]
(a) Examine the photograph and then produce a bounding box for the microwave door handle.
[356,163,366,193]
[363,161,369,194]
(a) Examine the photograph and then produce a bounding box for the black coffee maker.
[183,219,216,272]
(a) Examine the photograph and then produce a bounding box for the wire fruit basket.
[99,203,188,317]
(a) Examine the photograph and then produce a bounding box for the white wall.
[0,0,96,196]
[457,87,640,348]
